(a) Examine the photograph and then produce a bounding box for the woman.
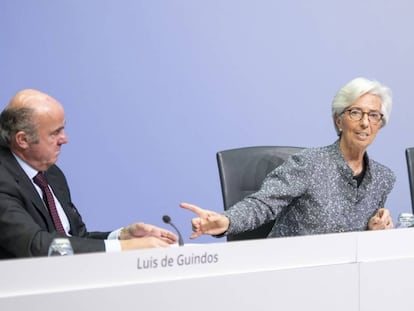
[181,77,395,239]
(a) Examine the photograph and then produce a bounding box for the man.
[0,89,177,259]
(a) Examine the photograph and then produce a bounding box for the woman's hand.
[368,208,393,230]
[180,202,230,239]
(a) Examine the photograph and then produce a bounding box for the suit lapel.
[0,146,55,229]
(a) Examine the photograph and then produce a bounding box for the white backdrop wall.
[1,1,413,244]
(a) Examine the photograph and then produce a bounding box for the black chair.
[405,147,414,213]
[216,146,304,241]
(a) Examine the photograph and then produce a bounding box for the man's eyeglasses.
[344,108,383,124]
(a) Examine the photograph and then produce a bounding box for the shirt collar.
[12,153,39,180]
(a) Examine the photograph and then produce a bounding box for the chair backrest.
[405,147,414,213]
[216,146,304,241]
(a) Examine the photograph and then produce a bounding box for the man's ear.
[15,131,30,149]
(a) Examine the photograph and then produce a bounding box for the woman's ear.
[335,114,342,131]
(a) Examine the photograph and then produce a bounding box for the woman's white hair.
[331,77,393,135]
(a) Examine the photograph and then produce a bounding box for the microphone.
[162,215,184,246]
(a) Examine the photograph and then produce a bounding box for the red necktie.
[33,172,66,234]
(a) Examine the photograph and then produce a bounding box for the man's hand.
[120,222,178,244]
[120,237,171,250]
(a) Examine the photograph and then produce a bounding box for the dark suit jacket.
[0,145,109,259]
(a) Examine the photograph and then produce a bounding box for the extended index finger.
[378,208,389,220]
[179,202,207,216]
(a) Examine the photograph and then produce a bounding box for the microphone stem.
[169,222,184,246]
[162,215,184,246]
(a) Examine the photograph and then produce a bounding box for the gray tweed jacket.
[224,140,396,237]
